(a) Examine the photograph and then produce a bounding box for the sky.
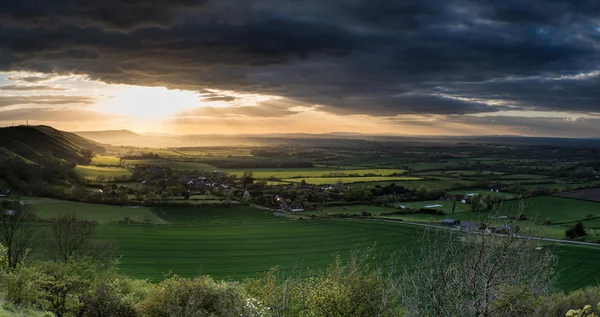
[1,0,600,137]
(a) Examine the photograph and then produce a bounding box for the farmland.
[556,188,600,202]
[224,168,407,179]
[2,198,596,291]
[284,176,421,185]
[74,165,132,179]
[14,197,163,224]
[90,155,121,166]
[122,159,214,171]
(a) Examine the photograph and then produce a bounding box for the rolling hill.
[74,129,148,147]
[0,125,105,165]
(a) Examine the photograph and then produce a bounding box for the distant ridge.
[0,125,105,165]
[74,129,146,147]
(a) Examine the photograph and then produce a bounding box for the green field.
[6,197,163,224]
[284,176,421,185]
[447,188,518,200]
[3,198,597,291]
[225,168,407,179]
[347,179,477,190]
[75,165,133,178]
[90,155,121,166]
[122,159,214,171]
[501,196,600,224]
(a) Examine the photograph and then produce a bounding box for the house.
[441,218,460,227]
[460,221,479,231]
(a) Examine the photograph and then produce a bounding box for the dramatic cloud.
[0,95,95,107]
[1,0,600,134]
[0,85,69,91]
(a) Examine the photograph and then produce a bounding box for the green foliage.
[566,222,587,239]
[81,276,152,317]
[0,243,7,272]
[136,275,247,317]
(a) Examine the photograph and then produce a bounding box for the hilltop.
[0,125,105,165]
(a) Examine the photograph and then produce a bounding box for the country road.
[368,218,600,247]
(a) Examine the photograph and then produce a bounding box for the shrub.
[136,275,247,317]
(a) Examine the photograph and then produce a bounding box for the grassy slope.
[0,125,105,165]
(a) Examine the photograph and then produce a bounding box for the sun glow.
[100,86,202,118]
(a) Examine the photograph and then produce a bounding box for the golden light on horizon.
[100,86,202,118]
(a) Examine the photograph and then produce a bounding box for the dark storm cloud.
[1,0,600,119]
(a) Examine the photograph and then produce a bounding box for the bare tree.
[49,213,114,264]
[0,201,38,269]
[399,203,556,317]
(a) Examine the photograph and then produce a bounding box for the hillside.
[75,129,148,147]
[0,125,105,165]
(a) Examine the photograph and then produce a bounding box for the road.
[367,218,600,247]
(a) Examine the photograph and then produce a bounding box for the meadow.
[2,197,597,291]
[122,159,215,171]
[284,176,421,185]
[500,196,600,224]
[74,165,133,179]
[14,197,164,224]
[90,155,121,166]
[224,168,407,179]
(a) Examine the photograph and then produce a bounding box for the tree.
[48,214,114,264]
[0,242,7,271]
[400,223,555,316]
[566,222,587,239]
[471,195,481,212]
[0,201,38,269]
[452,196,457,214]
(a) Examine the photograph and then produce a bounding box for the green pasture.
[122,159,214,171]
[447,188,518,200]
[175,148,254,157]
[11,197,163,224]
[90,155,121,166]
[500,196,600,224]
[75,165,132,178]
[3,198,597,291]
[496,174,550,180]
[284,176,421,185]
[348,179,477,190]
[96,205,600,291]
[226,168,407,179]
[412,170,504,178]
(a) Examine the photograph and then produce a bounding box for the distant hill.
[0,125,105,165]
[75,130,149,147]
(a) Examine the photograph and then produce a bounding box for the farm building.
[441,218,460,227]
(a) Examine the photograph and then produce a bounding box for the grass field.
[90,155,121,166]
[284,176,421,185]
[122,159,214,171]
[225,168,407,179]
[6,197,163,224]
[4,198,597,291]
[75,165,133,179]
[501,196,600,224]
[447,188,518,200]
[347,179,477,190]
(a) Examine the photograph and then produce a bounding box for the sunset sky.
[1,1,600,136]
